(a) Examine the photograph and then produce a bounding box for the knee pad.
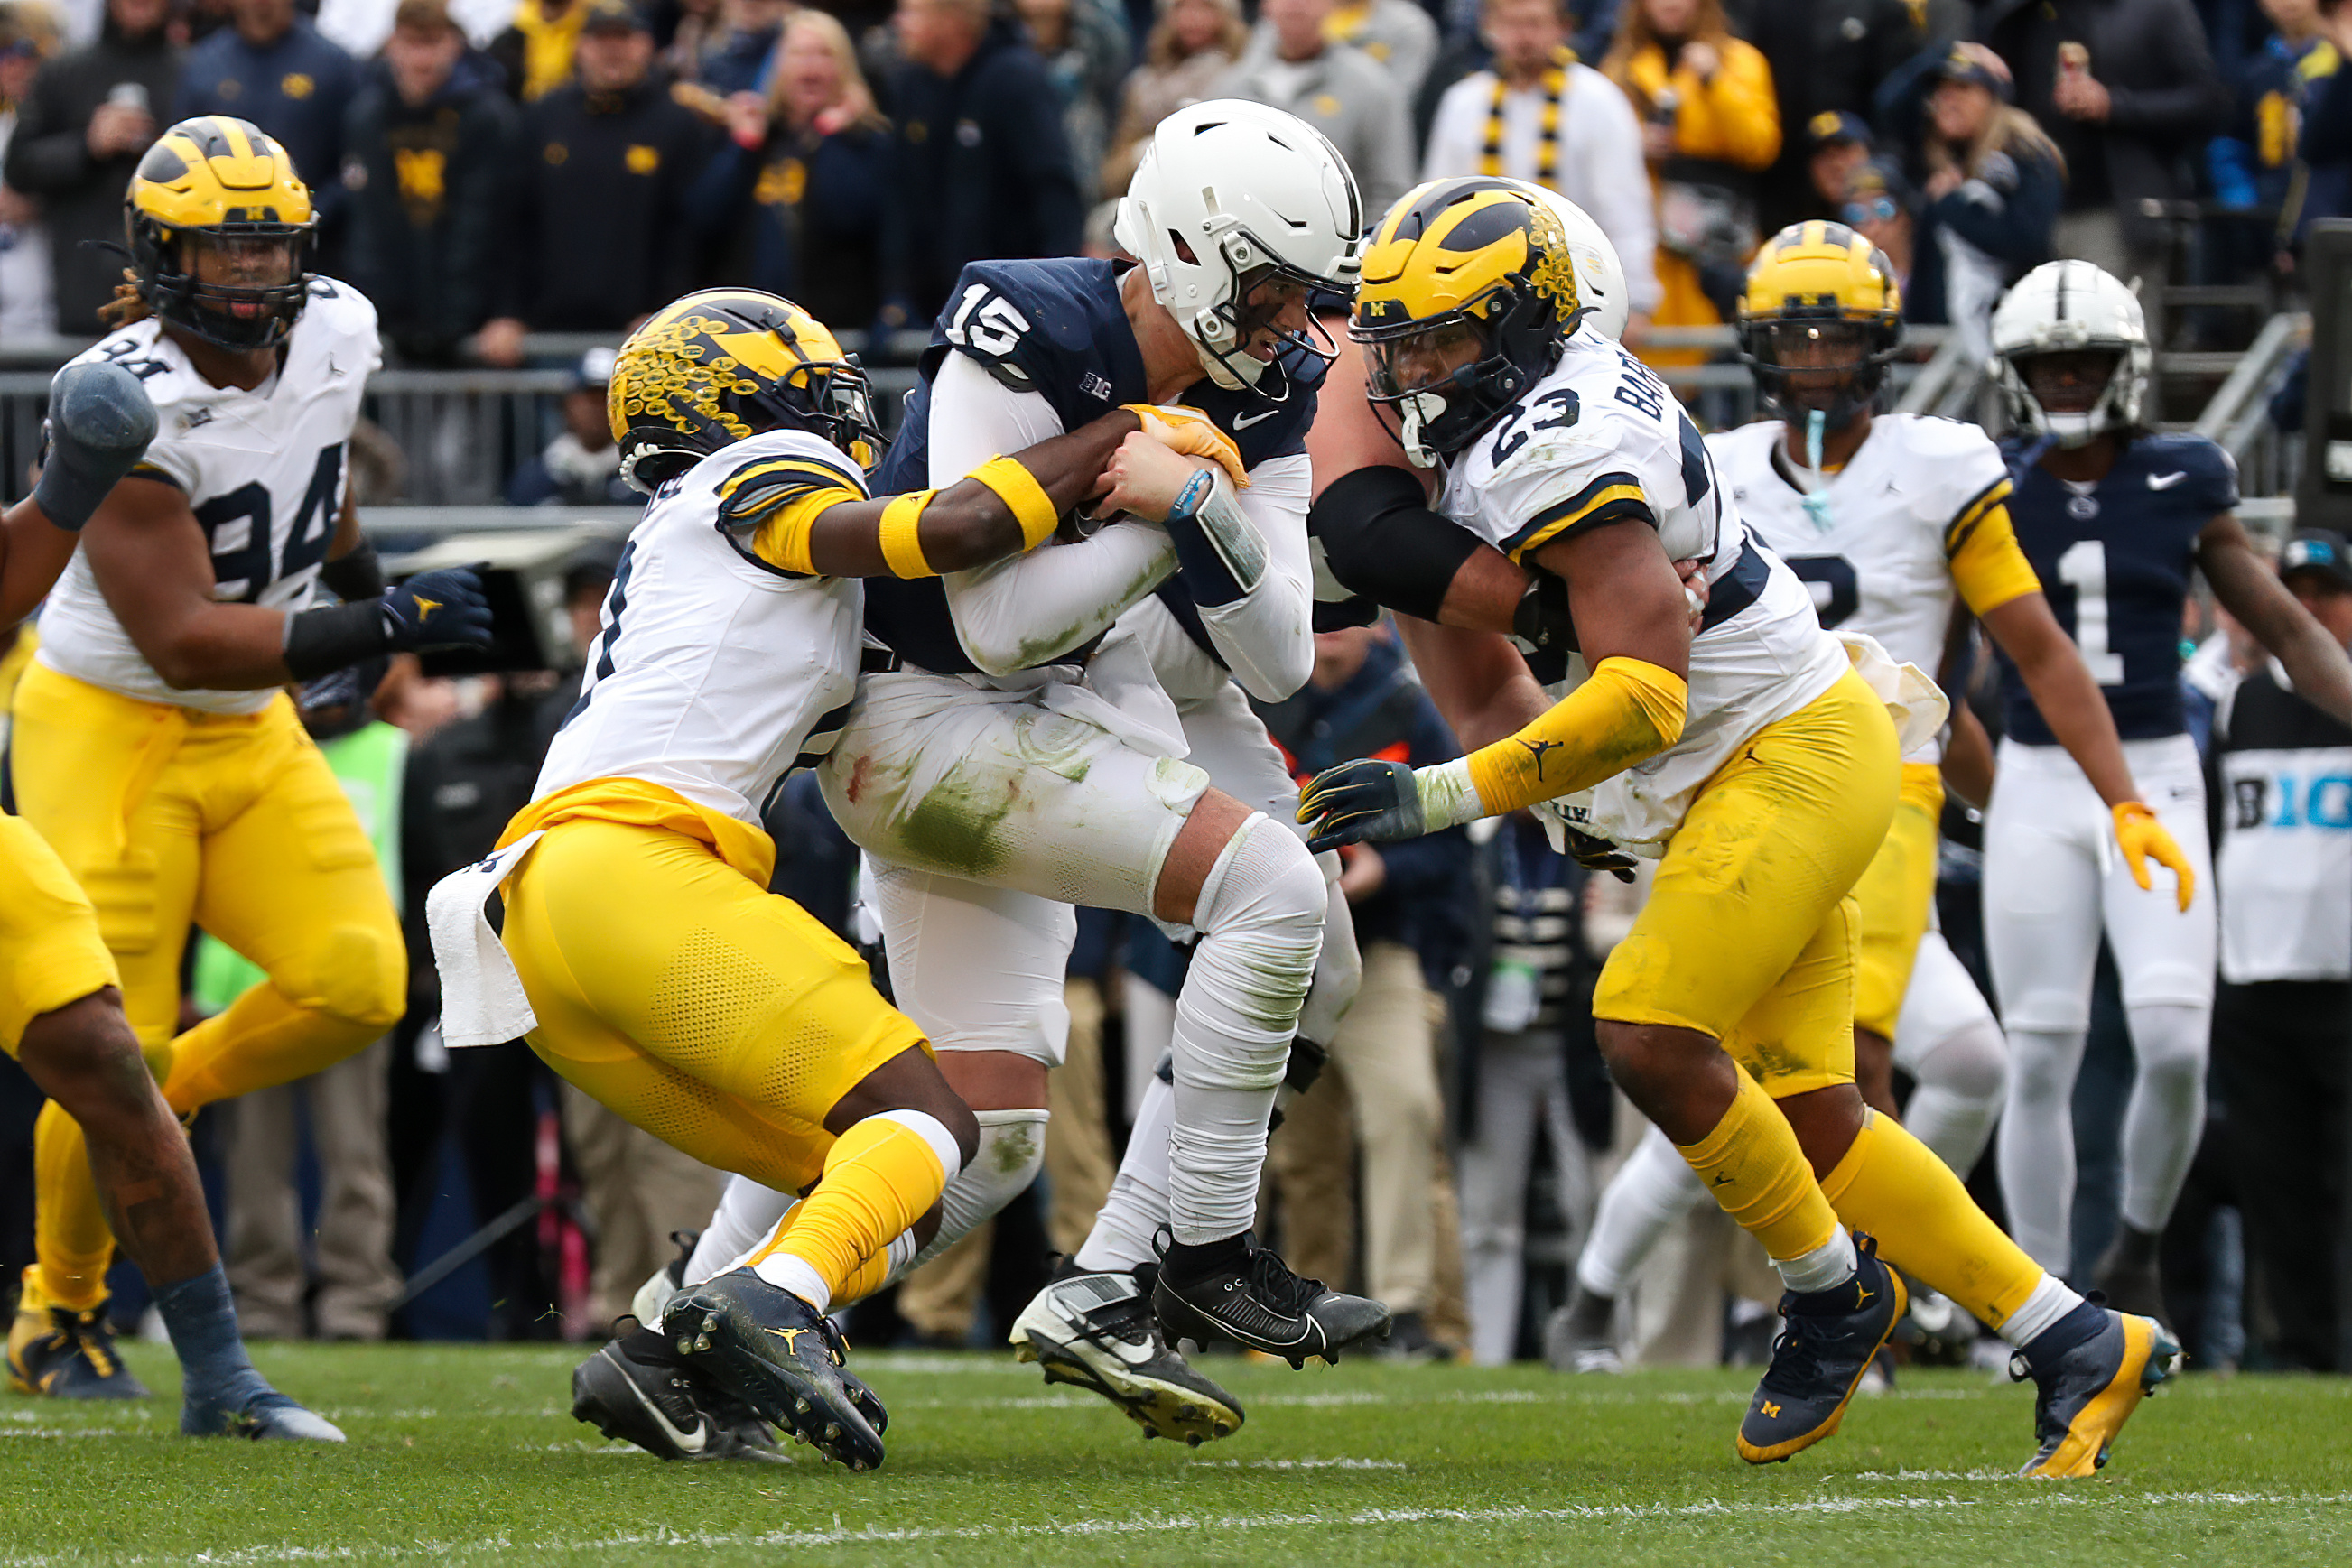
[1912,1019,2006,1104]
[903,1107,1047,1274]
[1193,813,1329,951]
[2124,1003,2209,1082]
[310,921,408,1032]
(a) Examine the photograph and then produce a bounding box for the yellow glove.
[1122,404,1250,489]
[2113,802,2195,913]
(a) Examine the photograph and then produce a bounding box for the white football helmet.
[1989,259,2151,448]
[1517,182,1630,341]
[1114,99,1363,397]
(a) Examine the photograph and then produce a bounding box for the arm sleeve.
[1455,655,1688,815]
[1574,76,1662,314]
[927,350,1176,673]
[1188,452,1316,701]
[1948,494,2044,617]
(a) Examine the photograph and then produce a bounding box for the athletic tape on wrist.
[971,455,1060,550]
[878,492,935,579]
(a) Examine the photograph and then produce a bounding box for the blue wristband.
[1165,468,1214,524]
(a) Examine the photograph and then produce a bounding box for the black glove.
[1298,757,1427,852]
[1561,822,1638,884]
[382,567,495,653]
[32,361,159,532]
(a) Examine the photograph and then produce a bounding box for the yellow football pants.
[10,664,404,1310]
[1594,667,1901,1093]
[0,813,121,1054]
[1850,763,1946,1041]
[498,815,929,1196]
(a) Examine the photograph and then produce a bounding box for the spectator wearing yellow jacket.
[1600,0,1778,366]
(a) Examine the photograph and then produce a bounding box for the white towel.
[1836,630,1949,756]
[425,830,545,1048]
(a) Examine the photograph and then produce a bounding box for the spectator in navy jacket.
[881,0,1083,325]
[178,0,360,247]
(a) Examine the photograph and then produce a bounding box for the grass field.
[4,1341,2349,1565]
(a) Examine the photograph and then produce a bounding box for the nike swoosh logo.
[1108,1338,1158,1366]
[618,1367,709,1455]
[1232,409,1278,429]
[2148,471,2188,490]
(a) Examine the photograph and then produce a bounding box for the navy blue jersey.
[865,257,1322,674]
[1994,431,2236,745]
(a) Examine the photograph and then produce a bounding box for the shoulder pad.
[924,258,1126,400]
[705,431,869,529]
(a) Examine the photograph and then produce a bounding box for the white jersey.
[535,429,865,833]
[1436,334,1847,845]
[42,279,380,713]
[1712,413,2013,761]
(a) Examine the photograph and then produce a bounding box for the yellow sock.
[1675,1070,1842,1263]
[1819,1109,2044,1331]
[737,1202,905,1310]
[31,1102,113,1313]
[749,1114,951,1308]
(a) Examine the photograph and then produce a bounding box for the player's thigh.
[0,815,121,1056]
[1850,764,1943,1042]
[1594,670,1896,1040]
[1981,743,2108,1031]
[866,855,1074,1069]
[2100,738,2216,1012]
[191,709,404,1025]
[1891,927,2000,1075]
[820,672,1209,916]
[502,818,925,1190]
[6,663,201,1051]
[1722,892,1862,1097]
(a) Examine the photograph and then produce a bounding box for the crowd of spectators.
[0,0,2337,363]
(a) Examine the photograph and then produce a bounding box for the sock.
[32,1101,113,1313]
[1672,1069,1843,1266]
[1820,1107,2046,1334]
[1167,817,1325,1245]
[901,1108,1047,1274]
[689,1177,795,1285]
[1774,1226,1860,1297]
[1997,1025,2087,1272]
[2001,1272,2090,1351]
[1901,1018,2006,1176]
[1575,1126,1708,1298]
[1161,1231,1249,1288]
[1074,1072,1175,1274]
[153,1265,270,1423]
[748,1110,959,1311]
[2118,1003,2208,1236]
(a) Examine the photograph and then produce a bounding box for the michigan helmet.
[1525,183,1630,342]
[609,289,885,494]
[126,116,315,351]
[1352,178,1585,468]
[1989,260,2150,449]
[1115,99,1362,400]
[1735,221,1903,431]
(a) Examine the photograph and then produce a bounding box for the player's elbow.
[920,500,1021,576]
[1231,632,1315,704]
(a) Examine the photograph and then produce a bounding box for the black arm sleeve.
[319,537,386,602]
[283,600,393,682]
[1309,466,1483,624]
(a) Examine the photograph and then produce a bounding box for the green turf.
[2,1341,2347,1564]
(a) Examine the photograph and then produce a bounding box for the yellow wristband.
[878,492,936,579]
[971,455,1060,551]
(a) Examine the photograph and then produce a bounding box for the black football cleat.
[1150,1231,1391,1369]
[2013,1308,2180,1479]
[666,1270,884,1471]
[572,1321,785,1462]
[1736,1235,1906,1464]
[1010,1261,1243,1444]
[7,1290,152,1401]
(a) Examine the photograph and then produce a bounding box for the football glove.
[383,567,495,654]
[1300,758,1426,852]
[1561,823,1638,884]
[1122,404,1250,489]
[2112,802,2195,913]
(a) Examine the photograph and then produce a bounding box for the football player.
[1303,179,2175,1477]
[7,116,493,1398]
[1554,226,2198,1370]
[2,361,339,1438]
[452,288,1222,1469]
[1983,261,2352,1317]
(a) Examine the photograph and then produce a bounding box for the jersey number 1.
[2056,539,2127,686]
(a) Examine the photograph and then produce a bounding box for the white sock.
[1575,1126,1708,1298]
[1902,1018,2007,1176]
[1997,1271,2087,1349]
[1997,1025,2088,1272]
[748,1248,831,1313]
[1074,1071,1174,1273]
[2118,1003,2208,1236]
[1167,816,1325,1245]
[1772,1225,1858,1296]
[1296,868,1362,1046]
[904,1107,1048,1273]
[689,1176,795,1285]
